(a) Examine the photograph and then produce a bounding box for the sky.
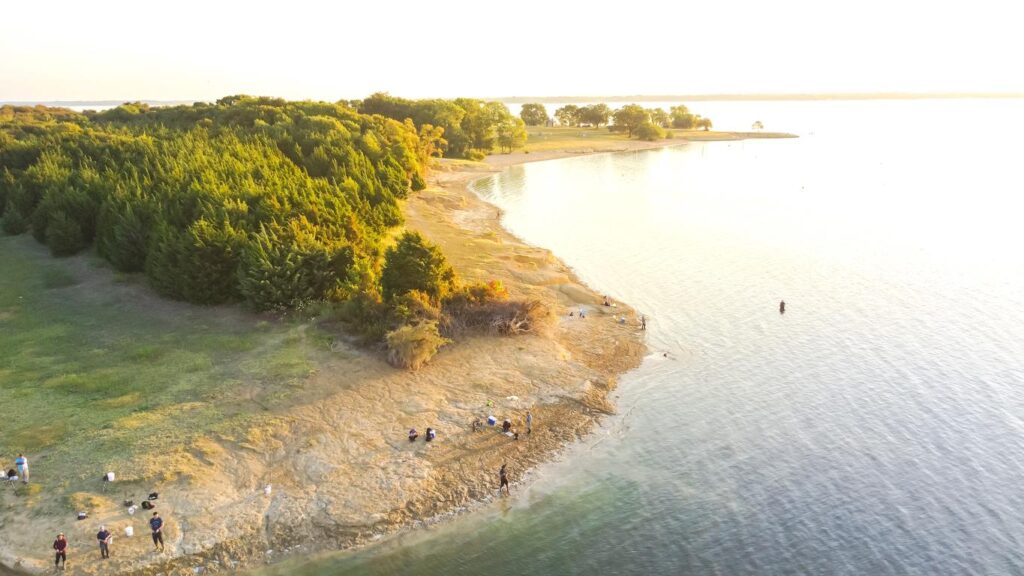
[2,0,1022,102]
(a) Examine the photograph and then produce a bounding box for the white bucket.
[264,484,272,495]
[105,472,115,482]
[125,526,134,537]
[128,506,136,515]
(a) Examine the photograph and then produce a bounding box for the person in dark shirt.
[499,463,510,495]
[52,533,68,569]
[150,512,165,551]
[97,526,111,559]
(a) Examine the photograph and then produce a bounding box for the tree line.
[518,102,713,140]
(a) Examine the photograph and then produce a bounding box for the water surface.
[261,99,1024,575]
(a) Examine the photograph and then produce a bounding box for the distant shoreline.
[4,92,1022,110]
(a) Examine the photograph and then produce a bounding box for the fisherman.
[779,300,786,314]
[150,512,165,552]
[53,533,68,570]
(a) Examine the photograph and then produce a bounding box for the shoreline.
[1,133,747,576]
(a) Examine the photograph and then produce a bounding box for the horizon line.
[3,91,1024,107]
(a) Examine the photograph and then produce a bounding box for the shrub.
[465,149,487,161]
[389,289,441,326]
[441,280,553,338]
[636,122,666,141]
[380,231,456,302]
[1,209,28,235]
[45,211,87,256]
[385,321,449,370]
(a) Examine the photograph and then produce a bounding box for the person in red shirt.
[52,533,68,570]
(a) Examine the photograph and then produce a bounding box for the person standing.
[526,411,533,435]
[14,454,28,483]
[150,512,165,552]
[52,533,68,570]
[779,300,786,314]
[97,525,111,559]
[499,463,510,495]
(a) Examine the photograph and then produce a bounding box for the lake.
[257,99,1024,575]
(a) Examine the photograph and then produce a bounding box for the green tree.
[519,103,548,126]
[579,104,611,128]
[554,105,581,127]
[670,105,696,129]
[752,120,764,131]
[496,118,528,153]
[380,231,456,302]
[612,104,649,138]
[697,116,713,131]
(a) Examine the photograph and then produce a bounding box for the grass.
[520,126,796,152]
[0,236,333,507]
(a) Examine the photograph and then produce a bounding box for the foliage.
[579,104,612,128]
[554,105,581,127]
[612,104,649,137]
[636,121,667,141]
[358,93,516,159]
[496,118,528,153]
[385,321,449,370]
[519,103,549,126]
[0,96,429,311]
[380,231,457,302]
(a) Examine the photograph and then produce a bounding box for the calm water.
[259,99,1024,575]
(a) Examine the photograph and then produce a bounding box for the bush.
[389,289,441,326]
[465,149,487,161]
[1,209,28,235]
[441,281,553,338]
[385,321,449,370]
[45,211,87,256]
[636,122,666,141]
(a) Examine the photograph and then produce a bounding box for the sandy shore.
[0,138,689,575]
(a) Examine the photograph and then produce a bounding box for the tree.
[612,104,649,138]
[381,231,456,302]
[649,108,670,128]
[670,105,696,129]
[697,116,713,131]
[519,103,548,126]
[752,120,764,131]
[579,104,611,128]
[496,118,528,153]
[554,105,581,127]
[416,122,447,164]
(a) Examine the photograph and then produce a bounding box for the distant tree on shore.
[698,117,713,131]
[554,105,581,127]
[648,108,670,128]
[612,104,648,137]
[496,118,528,153]
[670,105,696,128]
[519,103,548,126]
[752,120,764,131]
[578,104,611,128]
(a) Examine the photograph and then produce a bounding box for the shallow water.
[259,99,1024,575]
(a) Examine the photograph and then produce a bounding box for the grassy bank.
[520,126,796,152]
[0,236,334,507]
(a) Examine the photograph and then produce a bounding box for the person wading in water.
[779,300,786,314]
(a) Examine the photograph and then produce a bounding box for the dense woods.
[0,97,427,310]
[0,97,548,368]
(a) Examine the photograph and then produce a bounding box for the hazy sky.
[2,0,1021,101]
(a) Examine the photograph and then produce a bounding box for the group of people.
[408,427,436,442]
[49,512,166,569]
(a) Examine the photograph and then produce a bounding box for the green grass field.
[0,236,333,502]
